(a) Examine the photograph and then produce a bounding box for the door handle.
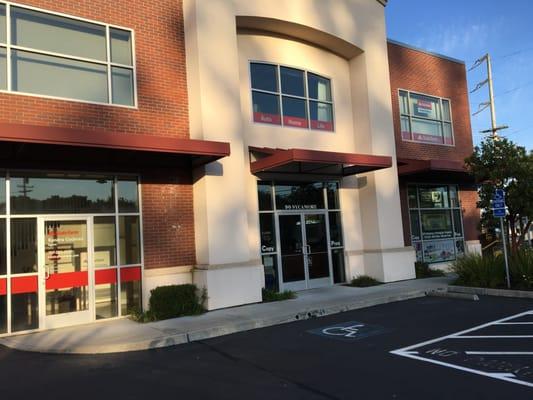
[44,265,51,280]
[305,245,311,254]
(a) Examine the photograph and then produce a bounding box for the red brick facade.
[0,0,195,269]
[387,41,480,247]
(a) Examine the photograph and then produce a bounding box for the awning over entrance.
[397,158,474,183]
[0,123,230,169]
[249,147,392,177]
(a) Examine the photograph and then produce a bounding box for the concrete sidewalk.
[0,276,453,354]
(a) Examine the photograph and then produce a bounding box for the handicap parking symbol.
[308,321,387,341]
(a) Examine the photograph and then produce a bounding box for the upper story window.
[399,90,453,146]
[0,2,135,107]
[250,62,334,132]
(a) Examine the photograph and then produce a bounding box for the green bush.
[452,253,506,288]
[349,275,382,287]
[148,284,206,320]
[262,288,296,302]
[510,248,533,290]
[415,261,446,278]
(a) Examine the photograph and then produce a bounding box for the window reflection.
[94,217,116,267]
[10,174,114,214]
[117,180,139,212]
[275,182,324,210]
[119,216,140,265]
[11,218,37,274]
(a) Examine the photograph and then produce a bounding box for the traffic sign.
[492,201,505,209]
[493,208,506,217]
[493,189,505,201]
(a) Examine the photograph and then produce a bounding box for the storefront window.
[0,176,5,213]
[399,90,454,145]
[118,179,139,212]
[11,291,38,332]
[326,182,340,209]
[119,216,141,265]
[11,218,37,274]
[94,216,117,267]
[259,214,276,254]
[10,175,115,214]
[258,182,273,211]
[0,219,5,275]
[328,211,343,248]
[409,184,464,264]
[275,182,325,210]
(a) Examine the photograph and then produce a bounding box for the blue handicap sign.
[492,200,505,209]
[493,189,505,201]
[493,208,506,217]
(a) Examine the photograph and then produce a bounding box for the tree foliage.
[465,137,533,253]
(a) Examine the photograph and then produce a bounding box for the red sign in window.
[253,112,281,125]
[11,276,38,294]
[120,266,141,283]
[283,116,308,128]
[310,120,333,131]
[46,271,88,290]
[412,132,444,144]
[95,268,118,285]
[0,278,6,296]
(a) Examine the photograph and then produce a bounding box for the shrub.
[349,275,382,287]
[262,288,296,302]
[415,261,446,278]
[452,253,506,289]
[510,248,533,290]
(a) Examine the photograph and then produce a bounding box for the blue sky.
[386,1,533,150]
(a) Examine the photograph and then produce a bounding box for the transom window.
[0,1,135,106]
[408,184,465,264]
[250,62,334,132]
[399,90,453,145]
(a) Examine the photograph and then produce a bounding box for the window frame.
[398,88,454,146]
[407,184,465,264]
[249,61,335,132]
[0,1,137,108]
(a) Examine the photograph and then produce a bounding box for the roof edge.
[387,38,465,65]
[376,0,388,6]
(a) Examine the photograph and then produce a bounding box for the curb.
[1,289,430,354]
[449,285,533,299]
[426,289,479,301]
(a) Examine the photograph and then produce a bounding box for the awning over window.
[0,123,230,169]
[250,147,392,177]
[397,158,474,182]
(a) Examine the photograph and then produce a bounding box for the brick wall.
[388,41,473,162]
[141,170,196,269]
[460,186,480,242]
[0,1,195,269]
[0,0,189,139]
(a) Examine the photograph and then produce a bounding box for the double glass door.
[38,217,93,329]
[278,213,332,291]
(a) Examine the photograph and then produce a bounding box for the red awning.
[0,123,230,168]
[250,147,392,177]
[397,158,474,182]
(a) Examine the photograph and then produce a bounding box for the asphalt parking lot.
[0,295,532,399]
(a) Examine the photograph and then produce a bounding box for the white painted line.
[450,335,533,339]
[393,310,533,353]
[390,350,533,388]
[465,351,533,355]
[497,322,533,325]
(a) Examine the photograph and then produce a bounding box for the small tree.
[465,137,533,253]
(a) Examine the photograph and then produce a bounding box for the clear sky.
[386,0,533,150]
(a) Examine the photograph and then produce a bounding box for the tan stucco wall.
[184,0,415,306]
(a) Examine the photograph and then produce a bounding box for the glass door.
[278,214,307,291]
[39,217,93,329]
[303,213,332,289]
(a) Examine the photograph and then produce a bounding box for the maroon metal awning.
[250,147,392,177]
[397,158,474,182]
[0,123,230,169]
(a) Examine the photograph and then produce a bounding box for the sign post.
[492,189,510,289]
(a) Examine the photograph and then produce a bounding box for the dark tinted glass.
[282,96,307,119]
[419,186,450,209]
[118,179,138,212]
[0,293,6,334]
[252,91,280,124]
[331,248,345,284]
[328,211,343,248]
[410,211,421,241]
[257,182,273,211]
[408,186,418,208]
[453,210,463,237]
[121,279,141,315]
[12,292,38,332]
[11,218,37,274]
[275,182,324,210]
[309,101,333,131]
[250,63,277,92]
[0,176,5,213]
[421,210,453,240]
[307,73,331,101]
[259,213,276,254]
[326,182,340,209]
[280,67,305,97]
[262,254,278,291]
[10,175,114,214]
[0,219,5,275]
[119,216,141,265]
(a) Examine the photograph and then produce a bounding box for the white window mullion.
[6,3,11,92]
[105,25,112,104]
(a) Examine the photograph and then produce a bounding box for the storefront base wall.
[466,240,482,255]
[193,262,263,310]
[143,266,194,310]
[347,247,416,282]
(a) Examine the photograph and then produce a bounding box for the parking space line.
[465,351,533,355]
[497,322,533,325]
[391,310,533,388]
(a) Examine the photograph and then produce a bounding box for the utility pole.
[470,53,508,138]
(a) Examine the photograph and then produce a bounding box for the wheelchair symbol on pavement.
[322,324,365,338]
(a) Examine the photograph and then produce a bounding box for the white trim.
[0,0,137,108]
